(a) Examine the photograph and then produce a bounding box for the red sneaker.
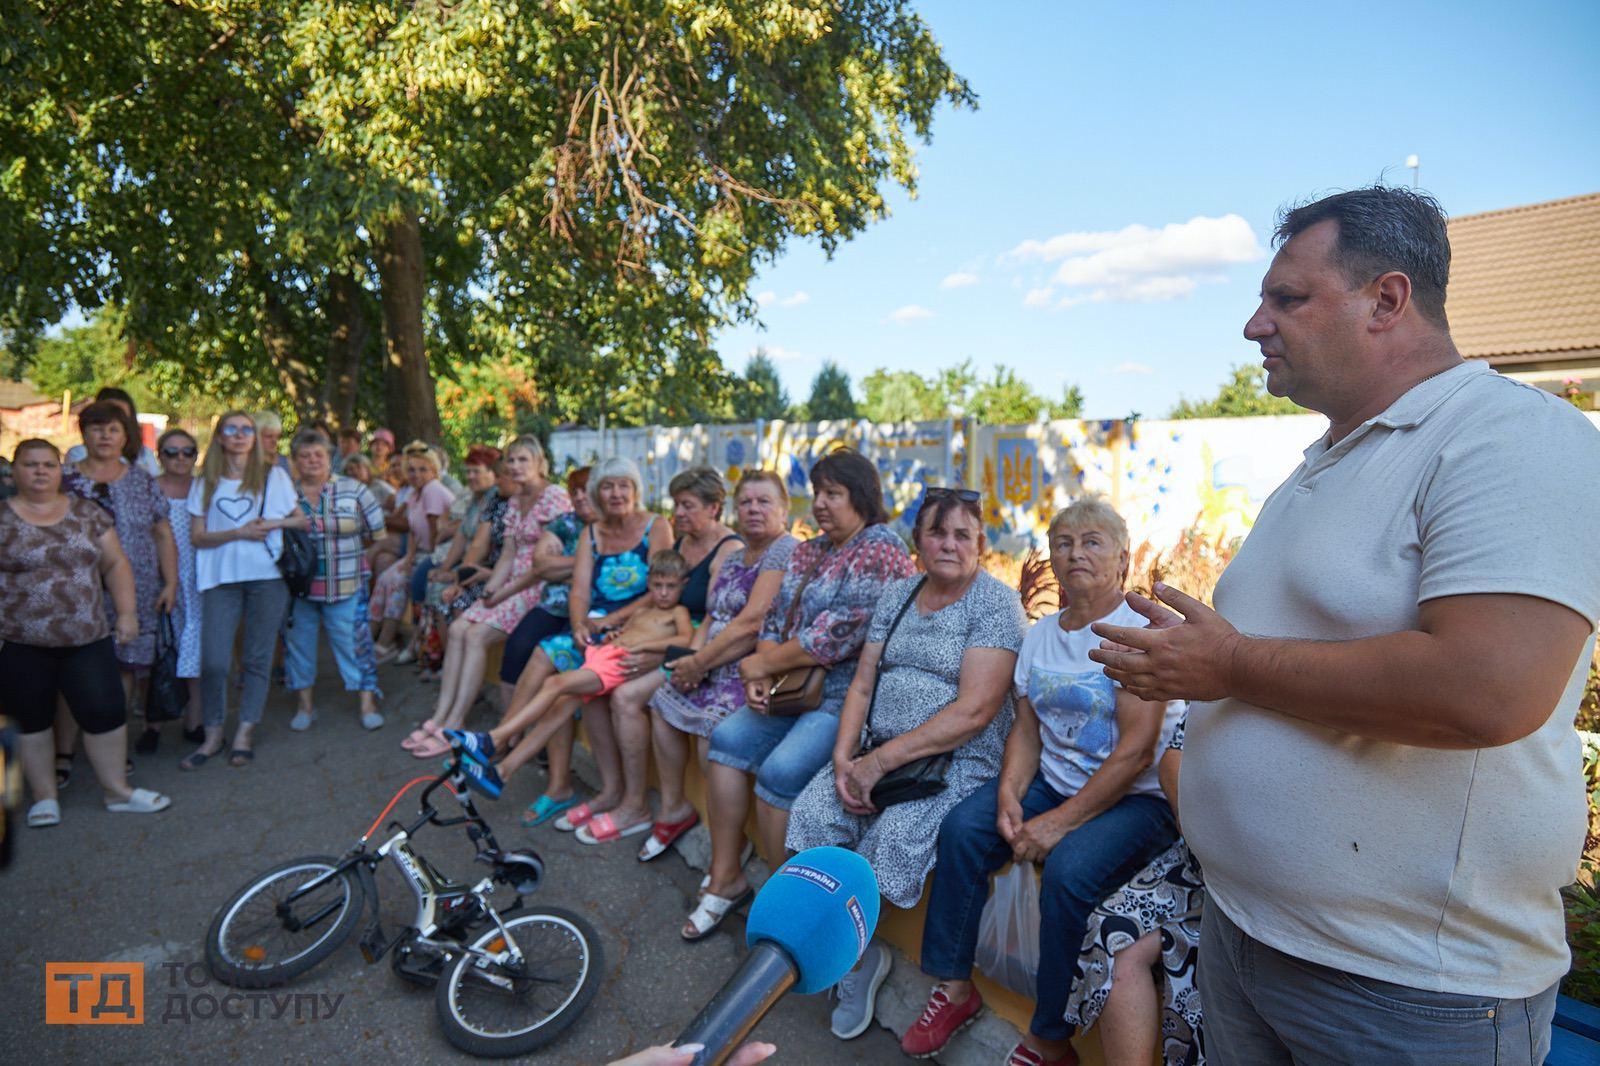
[900,984,984,1058]
[1005,1041,1079,1066]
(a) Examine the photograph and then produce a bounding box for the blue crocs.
[450,753,504,799]
[444,729,496,765]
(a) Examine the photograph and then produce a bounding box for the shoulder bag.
[267,481,317,599]
[764,548,830,716]
[857,575,952,809]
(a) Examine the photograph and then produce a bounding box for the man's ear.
[1369,271,1413,333]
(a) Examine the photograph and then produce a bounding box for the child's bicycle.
[203,746,601,1057]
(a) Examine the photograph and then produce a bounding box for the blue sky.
[716,0,1600,419]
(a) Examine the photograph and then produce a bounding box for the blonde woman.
[370,442,453,661]
[180,411,308,770]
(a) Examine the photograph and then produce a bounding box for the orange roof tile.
[1449,191,1600,362]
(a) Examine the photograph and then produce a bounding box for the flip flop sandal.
[228,749,255,767]
[410,734,452,759]
[105,788,172,814]
[682,886,754,942]
[576,812,652,845]
[401,728,431,750]
[179,750,216,771]
[520,794,578,828]
[638,811,701,862]
[553,802,597,833]
[27,799,61,828]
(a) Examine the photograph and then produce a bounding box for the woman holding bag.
[783,487,1025,1041]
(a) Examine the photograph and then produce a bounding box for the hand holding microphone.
[671,847,882,1066]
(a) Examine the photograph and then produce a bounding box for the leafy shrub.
[1564,859,1600,1007]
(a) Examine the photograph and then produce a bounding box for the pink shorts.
[581,642,629,699]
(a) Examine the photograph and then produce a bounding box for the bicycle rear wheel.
[206,855,364,988]
[435,907,602,1057]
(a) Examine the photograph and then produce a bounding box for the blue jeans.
[283,588,379,695]
[707,705,842,810]
[408,556,432,606]
[921,772,1177,1041]
[200,578,290,729]
[1199,898,1557,1065]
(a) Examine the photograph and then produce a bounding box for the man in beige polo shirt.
[1090,186,1600,1065]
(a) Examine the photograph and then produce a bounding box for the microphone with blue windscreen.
[673,847,881,1065]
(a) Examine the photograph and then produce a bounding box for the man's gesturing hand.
[1088,583,1242,703]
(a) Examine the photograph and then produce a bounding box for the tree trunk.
[376,211,441,444]
[259,293,320,423]
[320,271,369,429]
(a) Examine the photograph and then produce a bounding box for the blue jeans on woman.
[283,585,380,695]
[706,705,841,810]
[921,772,1177,1041]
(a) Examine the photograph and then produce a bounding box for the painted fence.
[552,411,1600,555]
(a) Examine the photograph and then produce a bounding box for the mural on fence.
[551,412,1334,555]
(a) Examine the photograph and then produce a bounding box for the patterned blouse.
[297,475,385,602]
[759,524,916,708]
[0,497,114,647]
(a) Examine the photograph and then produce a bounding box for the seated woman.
[786,486,1026,1042]
[448,550,694,805]
[687,449,916,940]
[1066,714,1203,1066]
[901,496,1182,1066]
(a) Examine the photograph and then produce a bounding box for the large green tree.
[1169,364,1305,419]
[732,350,792,421]
[803,360,858,421]
[859,359,1084,422]
[3,1,973,447]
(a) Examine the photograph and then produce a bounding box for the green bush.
[1565,859,1600,1006]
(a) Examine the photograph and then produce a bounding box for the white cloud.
[1022,287,1055,309]
[1110,360,1156,376]
[754,290,810,309]
[747,344,810,365]
[939,271,979,290]
[888,304,935,324]
[1010,213,1264,309]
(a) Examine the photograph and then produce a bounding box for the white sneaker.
[394,647,417,665]
[830,941,891,1040]
[289,710,316,732]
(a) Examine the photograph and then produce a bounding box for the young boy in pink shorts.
[449,550,692,800]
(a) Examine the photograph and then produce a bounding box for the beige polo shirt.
[1183,360,1600,998]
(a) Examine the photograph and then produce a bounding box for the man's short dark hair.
[1275,186,1451,328]
[809,447,889,527]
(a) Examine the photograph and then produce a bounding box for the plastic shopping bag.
[974,863,1041,999]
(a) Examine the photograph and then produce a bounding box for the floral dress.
[1066,716,1204,1065]
[441,491,511,619]
[62,462,169,668]
[538,515,658,672]
[786,572,1027,907]
[166,492,202,677]
[651,533,799,737]
[460,484,573,633]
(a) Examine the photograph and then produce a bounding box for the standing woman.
[58,401,178,778]
[2,440,172,827]
[406,437,572,757]
[136,428,207,754]
[181,411,307,770]
[285,429,386,732]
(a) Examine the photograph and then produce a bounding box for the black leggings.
[0,637,127,735]
[499,608,570,684]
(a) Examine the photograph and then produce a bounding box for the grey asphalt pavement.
[1,654,909,1065]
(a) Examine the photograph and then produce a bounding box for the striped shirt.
[296,475,384,602]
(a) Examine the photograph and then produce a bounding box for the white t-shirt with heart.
[187,467,298,592]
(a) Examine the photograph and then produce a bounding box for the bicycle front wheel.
[206,855,364,988]
[435,907,603,1057]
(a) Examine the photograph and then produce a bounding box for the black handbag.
[268,488,317,598]
[145,612,186,724]
[858,576,952,809]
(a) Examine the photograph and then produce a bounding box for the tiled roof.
[0,379,53,410]
[1449,192,1600,363]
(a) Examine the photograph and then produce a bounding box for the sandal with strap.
[576,812,652,845]
[553,802,598,833]
[55,754,73,790]
[520,794,579,828]
[106,788,172,814]
[682,885,754,942]
[638,810,700,862]
[410,733,452,759]
[27,799,61,828]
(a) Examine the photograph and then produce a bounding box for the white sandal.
[27,799,61,828]
[682,885,753,942]
[105,788,172,814]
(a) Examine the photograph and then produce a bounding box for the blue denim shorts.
[707,705,842,810]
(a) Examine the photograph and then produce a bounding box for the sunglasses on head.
[219,424,255,438]
[161,446,198,459]
[925,486,981,503]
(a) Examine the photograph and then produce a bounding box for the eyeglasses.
[925,486,981,503]
[161,447,198,459]
[219,424,256,439]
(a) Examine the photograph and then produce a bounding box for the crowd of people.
[2,187,1597,1066]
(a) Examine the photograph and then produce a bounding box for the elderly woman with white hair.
[901,496,1184,1066]
[464,455,670,831]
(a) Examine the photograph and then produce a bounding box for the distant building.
[1450,191,1599,397]
[0,379,76,455]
